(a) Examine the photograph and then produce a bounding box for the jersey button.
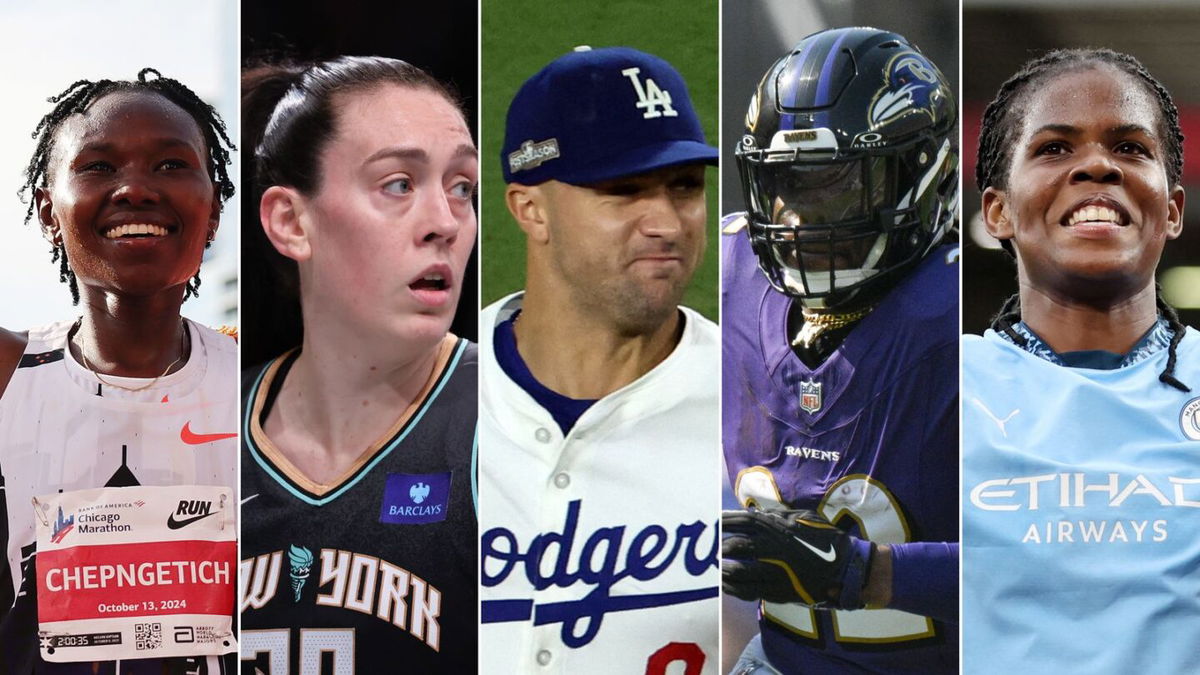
[536,649,553,666]
[535,427,552,443]
[553,472,570,489]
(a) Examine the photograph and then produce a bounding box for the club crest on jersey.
[288,545,313,602]
[380,472,451,524]
[1181,397,1200,441]
[622,67,678,119]
[799,380,823,414]
[869,51,942,129]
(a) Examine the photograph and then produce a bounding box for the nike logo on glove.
[794,536,837,562]
[180,422,237,445]
[167,511,218,529]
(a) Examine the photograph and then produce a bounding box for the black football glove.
[722,507,873,609]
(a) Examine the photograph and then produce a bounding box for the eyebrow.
[1028,123,1157,138]
[363,143,478,165]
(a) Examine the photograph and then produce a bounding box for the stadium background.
[480,0,720,320]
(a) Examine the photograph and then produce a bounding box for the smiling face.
[298,84,477,347]
[535,164,707,332]
[38,90,218,301]
[985,65,1184,302]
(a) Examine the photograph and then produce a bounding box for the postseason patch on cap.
[508,138,560,174]
[379,472,451,525]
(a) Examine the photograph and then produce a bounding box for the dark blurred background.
[241,0,478,365]
[963,1,1200,333]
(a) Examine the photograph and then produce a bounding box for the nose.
[110,169,160,205]
[417,189,463,244]
[636,187,684,239]
[1070,145,1123,185]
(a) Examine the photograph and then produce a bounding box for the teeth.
[1068,205,1120,226]
[104,223,169,239]
[422,273,444,281]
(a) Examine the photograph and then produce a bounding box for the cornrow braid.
[18,68,236,304]
[1155,291,1191,392]
[988,289,1190,392]
[990,292,1027,348]
[976,48,1183,195]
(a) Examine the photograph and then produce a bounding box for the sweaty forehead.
[52,90,206,158]
[1019,65,1162,139]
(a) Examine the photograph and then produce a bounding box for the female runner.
[0,69,238,673]
[964,48,1200,673]
[238,56,478,672]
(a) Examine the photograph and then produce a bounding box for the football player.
[721,27,960,673]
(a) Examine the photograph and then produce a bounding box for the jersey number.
[242,628,355,674]
[645,641,705,675]
[735,469,935,644]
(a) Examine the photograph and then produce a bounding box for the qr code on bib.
[135,623,162,651]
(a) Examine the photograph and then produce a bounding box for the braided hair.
[19,68,237,304]
[978,49,1189,392]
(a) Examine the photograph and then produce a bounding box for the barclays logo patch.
[380,472,451,525]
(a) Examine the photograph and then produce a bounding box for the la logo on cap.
[622,67,678,119]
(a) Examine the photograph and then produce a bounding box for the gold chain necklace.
[75,320,189,392]
[792,305,875,349]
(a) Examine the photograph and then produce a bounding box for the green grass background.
[481,0,720,320]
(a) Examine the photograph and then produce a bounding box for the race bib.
[33,485,237,662]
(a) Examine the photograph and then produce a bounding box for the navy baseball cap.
[502,46,718,185]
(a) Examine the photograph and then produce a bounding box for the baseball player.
[964,47,1200,673]
[721,28,960,673]
[478,46,721,674]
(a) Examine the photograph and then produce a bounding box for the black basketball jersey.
[239,337,477,673]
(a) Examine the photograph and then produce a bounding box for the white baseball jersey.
[0,318,238,673]
[478,292,720,675]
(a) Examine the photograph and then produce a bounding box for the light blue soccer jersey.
[963,324,1200,674]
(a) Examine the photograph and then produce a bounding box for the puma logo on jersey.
[179,422,237,445]
[971,398,1019,437]
[622,67,678,119]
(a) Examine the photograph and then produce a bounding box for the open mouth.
[409,272,448,292]
[102,223,175,240]
[1063,201,1129,228]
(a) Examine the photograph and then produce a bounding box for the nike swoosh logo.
[242,494,260,505]
[794,536,837,562]
[180,422,237,445]
[167,511,218,529]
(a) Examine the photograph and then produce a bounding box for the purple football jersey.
[721,217,959,674]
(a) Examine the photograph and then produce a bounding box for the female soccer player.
[964,48,1200,673]
[0,69,238,673]
[238,56,478,672]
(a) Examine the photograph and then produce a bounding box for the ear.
[260,186,312,262]
[981,187,1014,242]
[34,187,60,246]
[206,186,221,244]
[1166,184,1185,240]
[506,183,550,245]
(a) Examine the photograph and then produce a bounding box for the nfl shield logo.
[799,380,822,414]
